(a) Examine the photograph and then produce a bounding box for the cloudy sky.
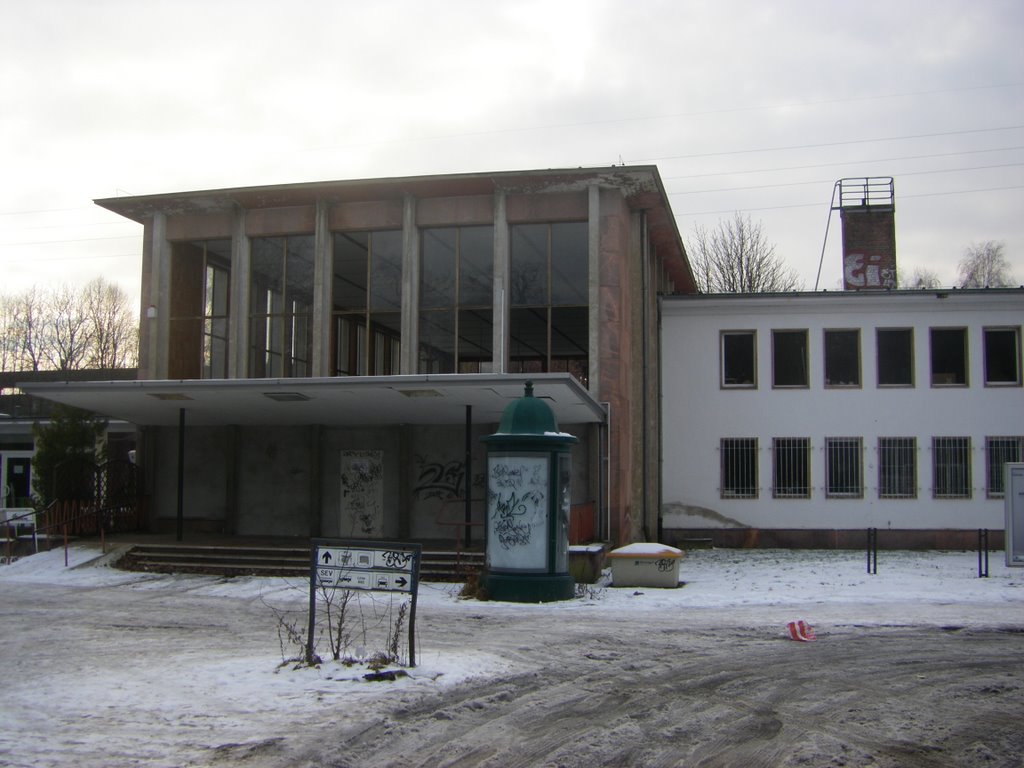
[2,0,1021,307]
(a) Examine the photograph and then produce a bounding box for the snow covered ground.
[1,543,1021,767]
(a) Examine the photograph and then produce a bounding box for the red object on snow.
[786,620,817,642]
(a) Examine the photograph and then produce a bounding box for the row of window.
[170,223,591,383]
[719,436,1023,500]
[721,327,1022,390]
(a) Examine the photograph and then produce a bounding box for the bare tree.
[82,278,138,368]
[957,241,1016,288]
[1,282,139,374]
[689,213,802,293]
[0,293,16,373]
[42,285,92,371]
[903,267,942,289]
[5,287,47,372]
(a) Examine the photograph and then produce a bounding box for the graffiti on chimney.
[844,253,896,290]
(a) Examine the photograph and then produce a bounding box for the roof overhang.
[94,165,695,292]
[19,374,607,429]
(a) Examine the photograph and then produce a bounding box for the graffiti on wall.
[340,450,383,536]
[412,454,485,501]
[486,456,548,570]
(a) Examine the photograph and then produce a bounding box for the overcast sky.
[2,0,1021,307]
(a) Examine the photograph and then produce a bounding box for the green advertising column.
[482,381,578,602]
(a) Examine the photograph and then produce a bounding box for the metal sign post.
[306,539,423,666]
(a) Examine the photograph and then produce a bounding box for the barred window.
[720,438,758,498]
[986,437,1023,497]
[773,438,810,499]
[878,437,917,499]
[826,437,863,498]
[932,437,971,499]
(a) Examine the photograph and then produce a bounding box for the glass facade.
[331,231,403,376]
[249,235,314,378]
[508,222,589,386]
[419,226,494,373]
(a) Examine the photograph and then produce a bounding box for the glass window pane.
[419,309,455,373]
[421,228,457,309]
[511,224,548,306]
[370,230,403,312]
[984,328,1021,385]
[333,232,369,311]
[772,330,808,387]
[877,328,913,386]
[510,307,548,365]
[458,308,492,367]
[824,330,860,387]
[369,312,401,375]
[722,332,756,387]
[251,237,284,307]
[285,236,315,311]
[930,328,967,386]
[458,226,494,307]
[550,222,588,305]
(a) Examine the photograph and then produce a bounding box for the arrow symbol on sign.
[321,552,332,564]
[395,576,408,588]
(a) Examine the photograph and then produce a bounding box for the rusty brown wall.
[597,188,642,545]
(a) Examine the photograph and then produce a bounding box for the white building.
[660,288,1023,549]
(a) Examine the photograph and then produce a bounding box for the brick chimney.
[838,177,896,290]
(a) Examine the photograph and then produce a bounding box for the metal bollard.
[866,527,878,575]
[978,528,989,578]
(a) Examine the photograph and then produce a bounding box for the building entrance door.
[2,452,33,509]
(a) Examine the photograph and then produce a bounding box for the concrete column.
[400,195,420,374]
[228,207,250,378]
[492,190,509,373]
[312,200,332,376]
[587,184,601,394]
[150,212,171,380]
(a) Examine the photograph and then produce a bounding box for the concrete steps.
[116,543,484,582]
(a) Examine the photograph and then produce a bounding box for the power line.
[669,161,1024,196]
[673,184,1024,218]
[661,146,1024,181]
[632,126,1024,163]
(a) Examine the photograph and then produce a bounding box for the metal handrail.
[436,497,485,573]
[3,500,129,566]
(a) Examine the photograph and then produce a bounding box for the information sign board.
[306,539,423,665]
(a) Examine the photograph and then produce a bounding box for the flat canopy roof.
[20,374,606,428]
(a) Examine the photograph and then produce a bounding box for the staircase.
[116,542,484,582]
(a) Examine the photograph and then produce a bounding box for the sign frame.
[1005,463,1024,567]
[305,539,423,666]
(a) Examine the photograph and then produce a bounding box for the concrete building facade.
[30,167,693,545]
[660,289,1023,548]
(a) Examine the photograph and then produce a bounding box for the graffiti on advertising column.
[486,455,548,570]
